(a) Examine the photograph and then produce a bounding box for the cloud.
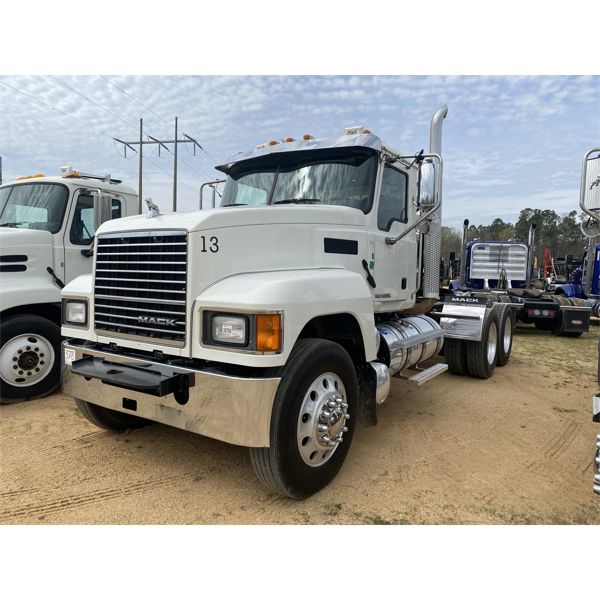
[0,75,598,222]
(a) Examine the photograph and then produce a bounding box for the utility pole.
[173,116,178,212]
[138,118,143,213]
[114,117,203,213]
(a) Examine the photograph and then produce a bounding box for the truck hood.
[96,204,367,235]
[0,227,54,253]
[0,228,59,311]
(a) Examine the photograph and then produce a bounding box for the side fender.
[192,268,376,367]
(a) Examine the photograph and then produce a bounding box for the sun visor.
[216,133,383,174]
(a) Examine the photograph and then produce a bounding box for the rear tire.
[249,338,358,499]
[496,306,515,366]
[444,338,468,376]
[75,398,148,432]
[466,310,499,379]
[0,314,61,402]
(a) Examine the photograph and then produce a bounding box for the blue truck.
[448,221,593,337]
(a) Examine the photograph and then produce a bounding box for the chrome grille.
[94,230,187,345]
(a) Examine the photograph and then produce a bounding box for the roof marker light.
[15,173,46,180]
[302,134,314,141]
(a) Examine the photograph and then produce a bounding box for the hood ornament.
[145,198,160,218]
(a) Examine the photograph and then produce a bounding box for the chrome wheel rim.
[487,322,498,366]
[503,314,512,354]
[0,333,55,387]
[297,372,349,467]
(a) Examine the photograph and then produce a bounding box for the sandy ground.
[1,324,599,525]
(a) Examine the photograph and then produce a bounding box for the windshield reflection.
[221,149,377,213]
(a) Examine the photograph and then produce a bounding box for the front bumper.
[61,341,280,447]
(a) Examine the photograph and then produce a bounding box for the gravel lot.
[2,324,599,525]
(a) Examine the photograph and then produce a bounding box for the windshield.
[0,183,69,233]
[221,149,377,213]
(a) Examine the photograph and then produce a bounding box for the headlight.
[62,300,88,326]
[203,311,282,352]
[212,314,248,345]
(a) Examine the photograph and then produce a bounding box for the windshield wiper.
[222,203,248,207]
[0,222,26,228]
[273,198,321,205]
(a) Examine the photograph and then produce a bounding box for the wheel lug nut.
[327,400,336,408]
[26,346,31,351]
[18,350,22,354]
[342,427,348,433]
[12,357,17,362]
[321,435,330,443]
[12,365,17,370]
[328,441,336,447]
[322,410,331,418]
[318,424,328,432]
[341,402,348,409]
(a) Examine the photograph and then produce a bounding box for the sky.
[0,75,598,230]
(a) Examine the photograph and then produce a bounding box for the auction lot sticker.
[64,348,76,365]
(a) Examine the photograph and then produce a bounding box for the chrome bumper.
[61,341,280,448]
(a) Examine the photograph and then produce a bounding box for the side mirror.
[418,160,437,208]
[94,192,113,230]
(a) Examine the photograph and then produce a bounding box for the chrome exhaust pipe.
[422,105,448,299]
[526,223,537,287]
[459,218,469,288]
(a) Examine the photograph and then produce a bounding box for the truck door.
[62,190,123,285]
[371,163,417,304]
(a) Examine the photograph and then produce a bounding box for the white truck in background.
[61,107,518,498]
[0,168,138,400]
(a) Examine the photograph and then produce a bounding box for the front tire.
[75,398,148,432]
[0,314,61,401]
[249,338,358,499]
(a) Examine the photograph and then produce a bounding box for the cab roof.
[0,175,137,196]
[217,132,387,174]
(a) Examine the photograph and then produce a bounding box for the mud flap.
[356,363,378,426]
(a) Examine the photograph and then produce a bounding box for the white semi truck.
[61,107,517,498]
[0,168,138,400]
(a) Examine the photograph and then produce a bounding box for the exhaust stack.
[526,223,537,287]
[422,105,448,299]
[459,218,469,288]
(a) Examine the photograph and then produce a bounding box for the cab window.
[378,165,408,231]
[70,195,121,245]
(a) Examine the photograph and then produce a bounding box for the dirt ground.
[2,324,600,525]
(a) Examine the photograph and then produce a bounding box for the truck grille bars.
[94,230,188,345]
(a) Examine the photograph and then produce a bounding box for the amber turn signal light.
[256,314,282,352]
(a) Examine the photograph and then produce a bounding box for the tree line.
[441,209,588,265]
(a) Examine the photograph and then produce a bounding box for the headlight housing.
[62,299,88,326]
[203,311,282,353]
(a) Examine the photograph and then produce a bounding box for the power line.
[0,78,115,142]
[101,75,173,127]
[0,78,200,203]
[49,75,139,135]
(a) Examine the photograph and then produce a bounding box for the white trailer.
[60,108,516,498]
[0,168,138,400]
